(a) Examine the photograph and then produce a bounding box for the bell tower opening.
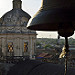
[13,0,22,9]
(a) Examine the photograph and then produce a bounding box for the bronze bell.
[27,1,75,74]
[27,0,75,37]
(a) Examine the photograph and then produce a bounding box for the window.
[24,42,28,52]
[8,42,13,52]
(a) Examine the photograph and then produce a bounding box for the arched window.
[24,42,28,52]
[8,42,13,52]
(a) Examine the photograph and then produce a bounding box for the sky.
[0,0,75,38]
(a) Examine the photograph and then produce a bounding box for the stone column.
[19,38,23,56]
[30,37,33,59]
[33,37,36,54]
[2,37,7,56]
[13,37,16,56]
[14,37,20,56]
[17,37,20,56]
[0,38,2,56]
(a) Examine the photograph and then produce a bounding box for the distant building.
[0,0,36,58]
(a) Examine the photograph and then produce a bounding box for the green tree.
[44,44,53,49]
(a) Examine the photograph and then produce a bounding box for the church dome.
[1,0,31,27]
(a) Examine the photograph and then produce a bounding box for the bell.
[27,1,75,74]
[27,0,75,37]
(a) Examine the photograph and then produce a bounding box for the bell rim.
[27,8,75,31]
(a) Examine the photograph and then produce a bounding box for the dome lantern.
[13,0,22,9]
